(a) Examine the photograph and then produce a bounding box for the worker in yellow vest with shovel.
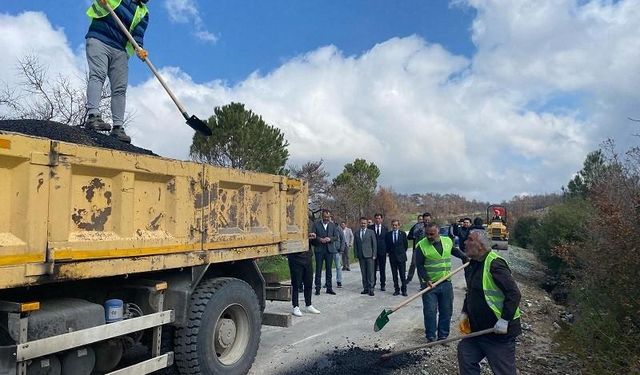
[84,0,150,143]
[416,222,469,342]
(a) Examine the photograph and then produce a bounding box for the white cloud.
[2,2,639,202]
[0,12,83,88]
[164,0,218,43]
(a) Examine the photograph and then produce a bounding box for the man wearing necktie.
[368,213,389,291]
[354,217,377,295]
[310,209,341,295]
[385,219,409,296]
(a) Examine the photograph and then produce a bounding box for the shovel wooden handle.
[100,0,190,117]
[380,328,496,359]
[389,262,469,313]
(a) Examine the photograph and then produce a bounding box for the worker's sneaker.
[110,126,131,143]
[292,306,302,317]
[305,305,321,314]
[84,114,111,132]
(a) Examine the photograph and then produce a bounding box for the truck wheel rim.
[213,304,250,365]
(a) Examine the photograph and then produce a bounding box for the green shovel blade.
[374,309,394,332]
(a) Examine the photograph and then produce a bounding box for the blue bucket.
[104,299,124,323]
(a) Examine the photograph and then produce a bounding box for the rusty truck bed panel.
[0,132,307,289]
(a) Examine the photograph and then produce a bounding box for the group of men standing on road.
[354,214,409,297]
[291,208,522,375]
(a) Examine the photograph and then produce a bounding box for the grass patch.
[256,256,290,281]
[257,248,362,283]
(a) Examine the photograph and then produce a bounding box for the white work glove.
[494,318,509,334]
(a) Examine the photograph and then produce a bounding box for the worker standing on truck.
[84,0,150,143]
[457,229,522,375]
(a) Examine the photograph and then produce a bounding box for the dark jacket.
[311,220,341,254]
[407,222,423,250]
[86,0,149,51]
[462,251,522,339]
[384,230,408,263]
[288,240,313,265]
[458,226,471,252]
[368,224,388,255]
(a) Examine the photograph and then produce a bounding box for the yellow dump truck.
[0,130,308,375]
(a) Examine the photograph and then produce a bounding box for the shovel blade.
[186,115,212,136]
[373,309,393,332]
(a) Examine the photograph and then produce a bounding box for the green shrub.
[530,198,590,273]
[511,216,538,248]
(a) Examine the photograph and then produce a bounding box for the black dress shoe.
[360,290,369,294]
[315,289,320,296]
[402,291,408,296]
[380,287,386,292]
[368,291,375,296]
[326,289,336,295]
[392,291,400,296]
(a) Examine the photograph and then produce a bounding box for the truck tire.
[174,278,261,375]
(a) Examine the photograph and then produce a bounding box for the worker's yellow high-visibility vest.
[86,0,149,56]
[483,251,521,320]
[417,236,453,283]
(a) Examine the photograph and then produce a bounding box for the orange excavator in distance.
[486,205,509,250]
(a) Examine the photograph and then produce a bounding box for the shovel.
[379,327,496,360]
[100,0,212,136]
[373,262,469,332]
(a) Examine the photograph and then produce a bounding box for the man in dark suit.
[385,219,409,296]
[354,216,377,296]
[369,213,388,291]
[311,209,341,295]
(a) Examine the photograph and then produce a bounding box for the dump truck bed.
[0,131,307,289]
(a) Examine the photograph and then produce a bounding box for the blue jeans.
[421,280,453,341]
[333,253,343,283]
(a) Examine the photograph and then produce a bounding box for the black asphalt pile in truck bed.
[278,343,423,375]
[0,119,155,156]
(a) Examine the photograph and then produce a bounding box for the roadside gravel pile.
[0,119,155,156]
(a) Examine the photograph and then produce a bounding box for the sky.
[1,0,639,202]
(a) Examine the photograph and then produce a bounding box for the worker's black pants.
[457,335,516,375]
[373,252,387,288]
[288,258,312,308]
[314,251,334,289]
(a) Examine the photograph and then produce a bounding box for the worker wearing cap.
[84,0,150,143]
[457,229,522,375]
[416,222,468,342]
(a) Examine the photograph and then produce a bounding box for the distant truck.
[487,205,509,250]
[0,130,308,375]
